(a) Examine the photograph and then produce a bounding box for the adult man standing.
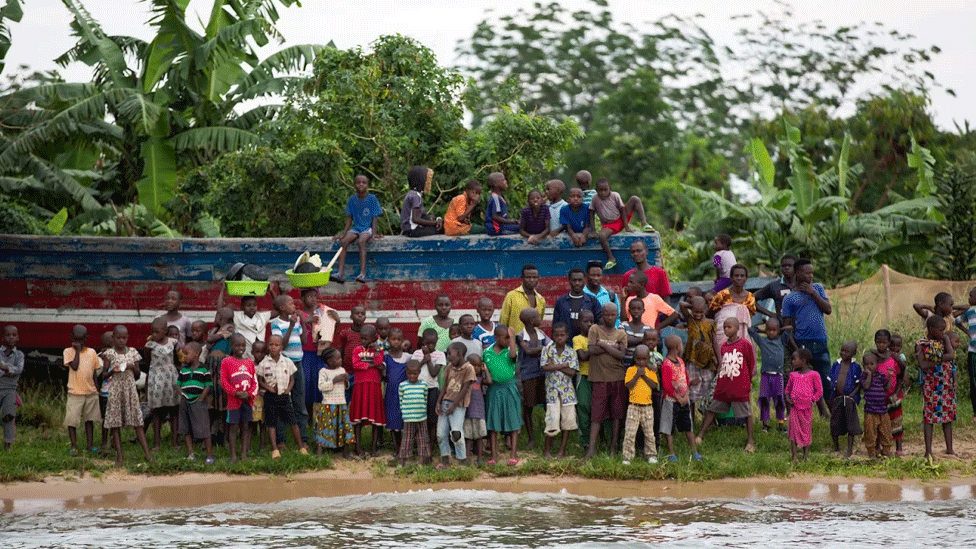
[583,260,619,328]
[622,240,671,298]
[782,258,832,416]
[500,264,546,334]
[552,267,602,339]
[754,254,797,320]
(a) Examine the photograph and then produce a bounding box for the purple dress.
[384,353,409,430]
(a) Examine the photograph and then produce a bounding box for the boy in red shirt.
[696,317,757,453]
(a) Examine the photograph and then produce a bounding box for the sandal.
[205,457,216,464]
[69,448,78,456]
[507,458,519,466]
[354,274,367,283]
[604,260,617,271]
[330,275,345,284]
[642,224,655,232]
[487,459,497,466]
[271,449,281,460]
[435,463,449,470]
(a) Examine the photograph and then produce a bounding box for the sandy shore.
[3,466,976,513]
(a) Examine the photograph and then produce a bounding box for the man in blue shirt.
[782,258,832,416]
[583,261,618,328]
[552,267,602,339]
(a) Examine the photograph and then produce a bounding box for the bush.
[178,142,349,237]
[0,196,47,234]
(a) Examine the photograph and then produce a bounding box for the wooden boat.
[0,232,664,351]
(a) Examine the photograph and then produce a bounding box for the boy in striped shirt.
[398,361,431,466]
[270,294,311,445]
[177,342,214,463]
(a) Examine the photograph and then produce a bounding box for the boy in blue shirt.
[334,174,383,283]
[554,187,591,247]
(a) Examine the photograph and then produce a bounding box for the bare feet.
[744,442,756,454]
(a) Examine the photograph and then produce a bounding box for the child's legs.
[336,231,358,274]
[758,396,771,425]
[184,433,195,455]
[111,427,122,463]
[968,352,976,418]
[289,364,308,444]
[624,196,648,226]
[639,405,656,458]
[576,375,592,448]
[447,405,467,459]
[863,414,878,457]
[942,422,954,453]
[436,403,452,457]
[922,422,934,456]
[774,396,786,421]
[878,414,893,456]
[356,232,371,274]
[623,407,640,460]
[228,423,240,456]
[598,228,614,261]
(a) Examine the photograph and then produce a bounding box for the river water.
[3,481,976,548]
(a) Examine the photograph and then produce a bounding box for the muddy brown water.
[3,475,976,547]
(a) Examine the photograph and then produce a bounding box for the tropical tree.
[0,0,324,234]
[681,123,938,286]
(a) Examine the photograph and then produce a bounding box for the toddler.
[516,307,549,450]
[62,324,102,455]
[785,348,823,461]
[220,333,258,463]
[679,296,717,425]
[101,325,153,467]
[464,354,491,465]
[315,348,355,457]
[270,294,309,445]
[436,342,476,467]
[622,345,658,464]
[398,361,432,465]
[711,234,736,292]
[257,334,308,458]
[411,328,447,450]
[541,323,579,459]
[659,335,700,461]
[350,325,386,456]
[146,317,180,450]
[384,328,409,454]
[485,325,522,465]
[177,342,214,463]
[827,340,862,457]
[861,352,893,458]
[747,318,790,432]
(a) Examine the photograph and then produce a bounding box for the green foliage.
[0,0,322,229]
[0,0,22,76]
[265,35,580,232]
[0,194,47,234]
[180,142,348,238]
[932,160,976,280]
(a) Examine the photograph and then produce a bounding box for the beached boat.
[0,232,663,351]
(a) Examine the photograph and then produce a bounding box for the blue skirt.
[384,356,409,430]
[302,351,324,408]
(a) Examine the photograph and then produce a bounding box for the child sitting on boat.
[333,174,384,283]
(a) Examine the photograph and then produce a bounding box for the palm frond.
[169,126,261,152]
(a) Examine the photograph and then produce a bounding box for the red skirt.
[350,380,386,426]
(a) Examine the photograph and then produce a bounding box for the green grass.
[4,378,974,485]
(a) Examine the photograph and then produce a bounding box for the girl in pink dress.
[786,348,823,461]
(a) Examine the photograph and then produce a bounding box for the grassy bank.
[3,382,973,485]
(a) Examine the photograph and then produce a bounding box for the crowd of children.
[3,243,976,470]
[330,168,655,282]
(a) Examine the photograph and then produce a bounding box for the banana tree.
[683,121,937,285]
[0,0,325,229]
